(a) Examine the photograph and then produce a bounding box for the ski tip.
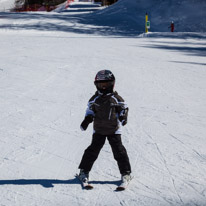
[115,186,126,191]
[84,185,94,190]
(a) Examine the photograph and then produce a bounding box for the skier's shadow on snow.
[0,179,78,188]
[0,178,121,188]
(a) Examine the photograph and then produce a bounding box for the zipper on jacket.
[108,108,112,120]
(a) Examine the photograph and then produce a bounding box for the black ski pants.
[78,133,131,175]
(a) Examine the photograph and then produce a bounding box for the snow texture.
[0,1,206,206]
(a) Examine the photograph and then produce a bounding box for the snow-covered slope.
[0,1,206,206]
[1,27,206,205]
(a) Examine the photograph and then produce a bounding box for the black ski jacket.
[84,91,128,135]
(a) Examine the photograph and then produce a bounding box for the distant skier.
[78,70,132,189]
[169,21,174,32]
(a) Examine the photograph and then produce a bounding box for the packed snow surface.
[0,1,206,206]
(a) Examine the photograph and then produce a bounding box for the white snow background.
[0,0,206,206]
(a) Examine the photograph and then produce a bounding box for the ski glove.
[80,115,93,131]
[119,108,128,126]
[121,119,127,126]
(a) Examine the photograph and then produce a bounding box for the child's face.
[96,81,113,90]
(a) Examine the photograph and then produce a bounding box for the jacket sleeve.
[85,94,98,117]
[119,106,128,126]
[113,94,129,126]
[80,94,97,131]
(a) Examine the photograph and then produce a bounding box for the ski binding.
[76,174,93,190]
[116,175,133,191]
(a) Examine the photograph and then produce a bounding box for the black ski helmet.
[94,70,115,94]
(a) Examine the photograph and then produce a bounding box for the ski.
[75,174,93,190]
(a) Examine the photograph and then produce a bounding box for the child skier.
[78,70,132,188]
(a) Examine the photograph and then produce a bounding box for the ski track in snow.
[0,2,206,206]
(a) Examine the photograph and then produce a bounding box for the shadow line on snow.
[0,178,78,188]
[140,44,206,57]
[90,180,121,185]
[0,178,120,188]
[170,61,206,66]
